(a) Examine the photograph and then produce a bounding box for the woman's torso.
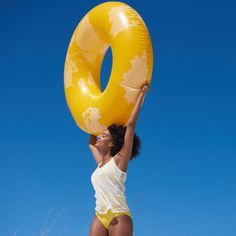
[91,155,130,214]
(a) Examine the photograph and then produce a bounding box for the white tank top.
[91,157,130,214]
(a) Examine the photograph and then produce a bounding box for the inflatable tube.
[64,1,153,135]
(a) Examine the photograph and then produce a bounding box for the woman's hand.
[89,134,97,146]
[141,83,150,95]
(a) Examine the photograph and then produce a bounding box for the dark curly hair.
[108,124,141,161]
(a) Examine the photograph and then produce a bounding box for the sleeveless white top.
[91,157,130,214]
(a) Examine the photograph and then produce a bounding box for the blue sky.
[1,0,236,235]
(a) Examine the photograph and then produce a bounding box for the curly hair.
[108,124,141,161]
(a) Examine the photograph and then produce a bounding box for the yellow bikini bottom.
[96,209,132,230]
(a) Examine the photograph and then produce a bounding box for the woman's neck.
[102,152,112,162]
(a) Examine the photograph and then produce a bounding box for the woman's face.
[95,130,113,151]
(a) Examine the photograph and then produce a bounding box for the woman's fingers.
[141,84,150,95]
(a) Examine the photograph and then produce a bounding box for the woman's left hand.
[141,83,150,95]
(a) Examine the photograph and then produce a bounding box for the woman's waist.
[95,191,127,201]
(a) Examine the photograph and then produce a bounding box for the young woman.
[89,84,149,236]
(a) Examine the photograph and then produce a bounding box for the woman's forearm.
[128,85,149,125]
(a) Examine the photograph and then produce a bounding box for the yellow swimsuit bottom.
[96,209,132,230]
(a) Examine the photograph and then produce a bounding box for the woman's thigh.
[108,214,133,236]
[89,214,108,236]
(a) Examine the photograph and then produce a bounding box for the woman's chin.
[95,142,100,148]
[95,144,100,151]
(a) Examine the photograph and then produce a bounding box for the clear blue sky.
[1,0,236,235]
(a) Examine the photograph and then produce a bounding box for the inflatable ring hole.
[100,47,112,92]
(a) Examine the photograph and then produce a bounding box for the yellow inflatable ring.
[64,1,153,135]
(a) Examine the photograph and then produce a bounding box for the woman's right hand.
[89,134,97,146]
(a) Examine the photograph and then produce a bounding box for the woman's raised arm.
[119,84,150,160]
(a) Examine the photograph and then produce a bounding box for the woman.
[89,84,149,236]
